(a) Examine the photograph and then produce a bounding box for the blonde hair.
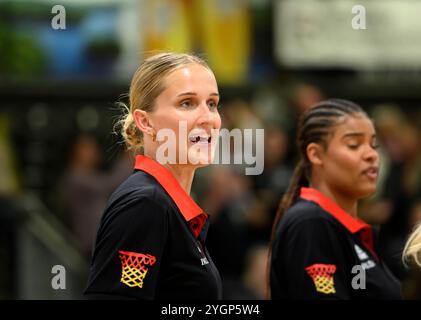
[403,223,421,267]
[118,52,210,153]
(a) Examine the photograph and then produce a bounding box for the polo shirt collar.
[300,187,370,234]
[134,155,207,238]
[299,187,376,256]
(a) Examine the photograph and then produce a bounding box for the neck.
[310,181,358,217]
[163,164,195,195]
[143,148,196,195]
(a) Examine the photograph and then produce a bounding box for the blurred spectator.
[292,83,325,115]
[59,133,132,258]
[284,83,325,163]
[242,244,268,300]
[367,105,421,280]
[221,244,269,300]
[202,166,252,277]
[251,83,290,128]
[249,125,293,244]
[222,99,264,131]
[381,122,421,278]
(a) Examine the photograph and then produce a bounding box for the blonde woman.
[84,53,222,300]
[403,224,421,267]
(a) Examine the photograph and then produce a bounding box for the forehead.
[162,63,218,92]
[332,114,376,137]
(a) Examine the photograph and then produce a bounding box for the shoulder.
[106,170,174,213]
[279,199,344,237]
[283,199,331,225]
[273,200,349,256]
[98,171,175,230]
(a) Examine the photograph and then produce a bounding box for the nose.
[196,102,218,127]
[363,144,379,163]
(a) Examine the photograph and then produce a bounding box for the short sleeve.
[84,196,169,300]
[274,218,352,299]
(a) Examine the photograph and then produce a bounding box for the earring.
[151,130,156,142]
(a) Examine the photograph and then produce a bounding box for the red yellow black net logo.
[305,263,337,294]
[118,250,156,288]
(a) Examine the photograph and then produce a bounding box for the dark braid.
[266,98,365,299]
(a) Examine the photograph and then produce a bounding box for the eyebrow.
[177,92,219,97]
[342,132,376,139]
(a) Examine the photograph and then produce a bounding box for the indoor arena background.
[1,0,421,299]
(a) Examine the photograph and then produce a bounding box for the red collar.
[300,187,375,255]
[300,187,370,233]
[134,155,207,238]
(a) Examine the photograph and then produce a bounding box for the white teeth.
[189,136,211,143]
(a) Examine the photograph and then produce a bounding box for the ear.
[306,142,324,166]
[133,109,154,135]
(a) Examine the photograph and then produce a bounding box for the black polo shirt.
[84,155,222,300]
[270,187,402,300]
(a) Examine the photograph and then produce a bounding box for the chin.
[188,154,214,167]
[357,184,377,199]
[188,147,216,168]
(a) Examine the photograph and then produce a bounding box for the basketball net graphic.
[305,263,337,294]
[118,250,156,288]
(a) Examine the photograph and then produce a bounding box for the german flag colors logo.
[118,250,156,288]
[305,263,337,294]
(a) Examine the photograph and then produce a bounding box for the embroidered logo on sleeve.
[305,263,337,294]
[118,250,156,288]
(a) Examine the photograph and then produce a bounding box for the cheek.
[327,148,360,177]
[154,111,188,133]
[214,112,222,128]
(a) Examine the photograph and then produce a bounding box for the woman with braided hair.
[269,99,402,299]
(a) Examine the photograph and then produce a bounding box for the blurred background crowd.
[1,0,421,299]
